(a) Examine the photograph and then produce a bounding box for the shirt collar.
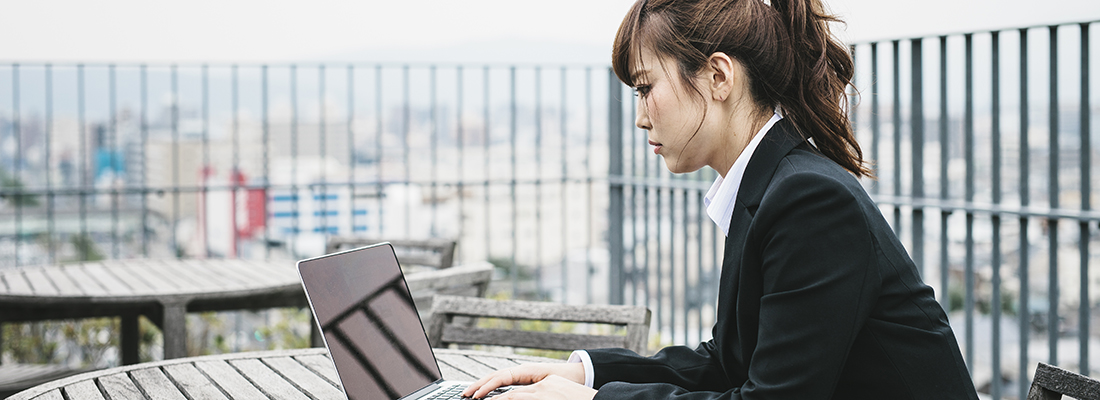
[704,111,784,236]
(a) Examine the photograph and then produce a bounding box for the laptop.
[297,242,507,400]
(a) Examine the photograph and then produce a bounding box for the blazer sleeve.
[587,171,880,400]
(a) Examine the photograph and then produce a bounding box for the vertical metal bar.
[1018,27,1032,400]
[376,66,384,235]
[141,65,149,257]
[78,64,89,257]
[561,67,569,303]
[319,65,328,237]
[939,36,951,309]
[681,189,689,343]
[262,65,270,259]
[232,65,240,258]
[457,66,465,245]
[291,65,300,241]
[963,33,976,373]
[609,67,626,306]
[586,67,594,304]
[535,66,543,292]
[12,64,21,265]
[991,31,1003,400]
[347,65,355,237]
[696,188,705,344]
[430,65,438,237]
[46,64,56,262]
[633,80,642,305]
[109,64,120,259]
[1048,25,1060,365]
[171,65,180,258]
[510,66,518,297]
[483,66,491,265]
[911,38,925,276]
[1079,22,1091,376]
[892,40,903,235]
[201,65,209,257]
[871,43,881,189]
[403,65,411,237]
[670,188,678,342]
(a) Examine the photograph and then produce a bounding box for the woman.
[463,0,979,398]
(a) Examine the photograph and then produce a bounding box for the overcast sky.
[1,0,1098,64]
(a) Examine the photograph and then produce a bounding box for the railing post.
[608,67,625,305]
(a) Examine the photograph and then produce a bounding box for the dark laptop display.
[298,243,443,400]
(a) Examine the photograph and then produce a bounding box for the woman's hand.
[490,375,597,400]
[461,363,589,399]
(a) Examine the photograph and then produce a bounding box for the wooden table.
[7,348,561,400]
[0,258,306,364]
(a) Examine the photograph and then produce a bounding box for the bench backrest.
[1027,362,1100,400]
[425,295,652,355]
[325,237,457,270]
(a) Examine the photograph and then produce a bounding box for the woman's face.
[633,47,716,174]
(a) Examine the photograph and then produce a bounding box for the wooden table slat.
[115,261,183,295]
[129,368,188,400]
[62,264,111,297]
[8,349,563,400]
[434,360,476,382]
[171,259,241,290]
[146,260,209,294]
[27,389,64,400]
[262,356,345,399]
[435,353,500,380]
[292,354,342,386]
[227,358,311,400]
[39,266,82,296]
[80,263,136,296]
[177,259,253,291]
[161,364,230,400]
[193,360,268,399]
[236,259,298,287]
[4,270,36,295]
[58,380,106,400]
[98,373,144,400]
[90,262,155,296]
[20,268,59,296]
[465,354,525,369]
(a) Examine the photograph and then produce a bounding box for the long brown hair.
[612,0,872,178]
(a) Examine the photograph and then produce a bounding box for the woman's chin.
[662,158,701,175]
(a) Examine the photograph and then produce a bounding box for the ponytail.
[771,0,871,177]
[612,0,872,178]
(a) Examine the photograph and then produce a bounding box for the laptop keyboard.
[426,385,510,400]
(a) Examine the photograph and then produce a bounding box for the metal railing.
[1,19,1096,399]
[0,63,613,306]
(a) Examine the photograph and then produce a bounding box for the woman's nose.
[635,101,651,130]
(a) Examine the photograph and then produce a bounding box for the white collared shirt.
[704,111,784,236]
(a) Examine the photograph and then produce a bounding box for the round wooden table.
[7,348,562,400]
[0,258,305,364]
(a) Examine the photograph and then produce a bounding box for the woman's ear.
[705,52,738,102]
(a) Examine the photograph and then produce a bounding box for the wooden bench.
[1027,362,1100,399]
[325,237,457,271]
[425,295,652,355]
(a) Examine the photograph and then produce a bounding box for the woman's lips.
[649,140,662,154]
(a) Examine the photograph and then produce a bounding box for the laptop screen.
[298,243,444,400]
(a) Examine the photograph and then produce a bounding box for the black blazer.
[588,120,978,400]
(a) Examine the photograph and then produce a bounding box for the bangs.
[612,0,647,87]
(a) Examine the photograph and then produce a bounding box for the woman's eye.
[633,85,651,97]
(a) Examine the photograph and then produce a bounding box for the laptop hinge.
[399,380,445,400]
